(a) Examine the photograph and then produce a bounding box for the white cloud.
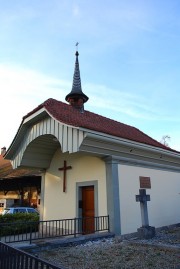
[72,4,80,17]
[0,63,69,97]
[85,83,176,121]
[0,63,71,148]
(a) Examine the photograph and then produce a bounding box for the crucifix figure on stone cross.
[136,189,155,239]
[58,160,72,192]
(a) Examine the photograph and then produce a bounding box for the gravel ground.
[38,227,180,269]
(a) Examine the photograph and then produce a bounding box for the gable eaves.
[79,128,180,167]
[5,108,49,160]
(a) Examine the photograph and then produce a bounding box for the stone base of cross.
[137,226,156,239]
[136,189,156,239]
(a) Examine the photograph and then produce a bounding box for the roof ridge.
[23,98,58,119]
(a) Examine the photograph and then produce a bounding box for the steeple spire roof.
[65,48,89,111]
[71,51,82,94]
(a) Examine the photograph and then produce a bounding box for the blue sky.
[0,0,180,150]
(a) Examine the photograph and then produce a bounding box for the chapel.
[5,49,180,235]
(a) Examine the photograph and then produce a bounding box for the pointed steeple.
[65,48,89,111]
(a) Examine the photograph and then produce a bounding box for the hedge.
[0,213,39,237]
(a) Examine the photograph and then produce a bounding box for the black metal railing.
[0,215,109,244]
[0,241,63,269]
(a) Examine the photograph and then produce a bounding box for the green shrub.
[0,213,39,223]
[0,213,39,237]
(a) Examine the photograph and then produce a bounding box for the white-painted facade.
[118,164,180,234]
[39,146,180,235]
[40,150,107,221]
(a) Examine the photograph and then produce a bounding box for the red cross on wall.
[58,160,72,192]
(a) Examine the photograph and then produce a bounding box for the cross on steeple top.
[75,42,79,51]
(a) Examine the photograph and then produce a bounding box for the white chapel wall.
[118,164,180,235]
[42,149,107,220]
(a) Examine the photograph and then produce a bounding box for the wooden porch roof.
[0,154,41,192]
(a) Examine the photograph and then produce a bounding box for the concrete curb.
[9,232,115,253]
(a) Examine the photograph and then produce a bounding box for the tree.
[160,135,171,147]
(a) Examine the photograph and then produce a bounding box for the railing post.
[74,218,77,238]
[30,224,32,244]
[108,215,110,232]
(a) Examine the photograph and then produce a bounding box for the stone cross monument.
[136,189,156,239]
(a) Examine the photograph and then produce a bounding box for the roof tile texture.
[24,98,172,151]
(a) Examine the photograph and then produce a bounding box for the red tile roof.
[23,98,175,152]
